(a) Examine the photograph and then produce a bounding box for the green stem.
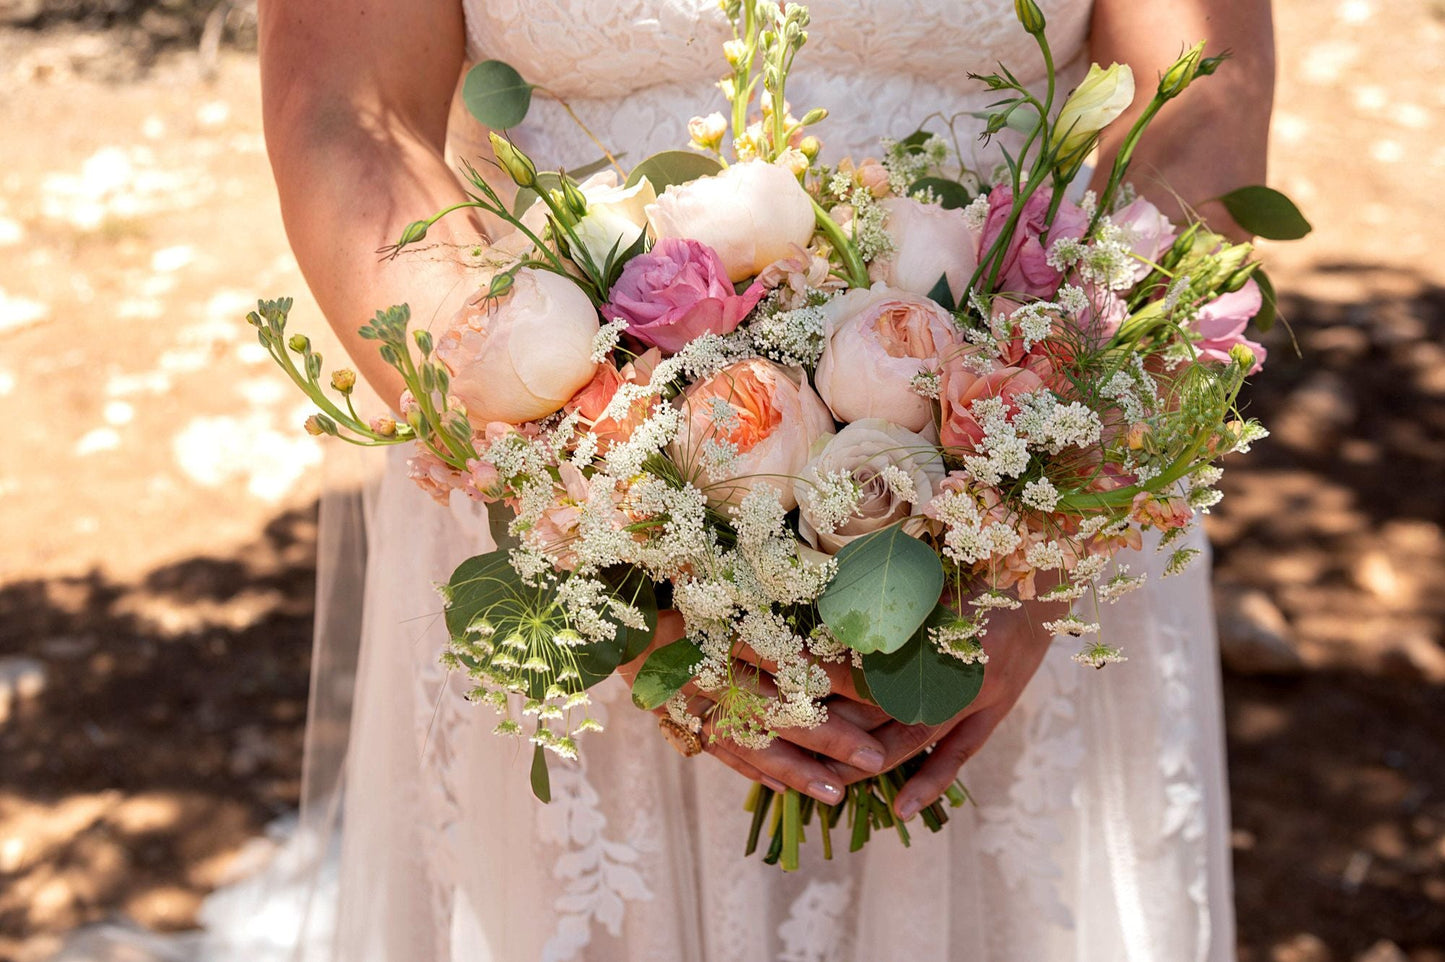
[811,198,869,288]
[781,788,802,872]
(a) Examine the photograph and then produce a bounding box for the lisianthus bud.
[1014,0,1046,35]
[489,132,538,188]
[688,112,727,151]
[1050,63,1135,166]
[799,107,828,127]
[1159,41,1206,99]
[560,177,589,218]
[330,368,356,394]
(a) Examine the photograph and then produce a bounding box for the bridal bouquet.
[251,0,1307,870]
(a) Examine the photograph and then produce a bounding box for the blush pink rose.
[978,185,1088,299]
[868,196,980,305]
[814,284,964,431]
[938,357,1047,451]
[603,238,765,354]
[1192,279,1266,374]
[670,357,834,510]
[1112,196,1178,283]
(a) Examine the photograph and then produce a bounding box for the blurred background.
[0,1,1442,959]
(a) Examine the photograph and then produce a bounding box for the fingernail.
[807,780,844,804]
[762,777,786,793]
[850,747,886,773]
[896,798,920,821]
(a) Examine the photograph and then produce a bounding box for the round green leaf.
[1217,185,1313,241]
[817,526,945,655]
[631,639,704,710]
[625,150,723,191]
[910,176,974,210]
[463,60,533,129]
[861,605,985,725]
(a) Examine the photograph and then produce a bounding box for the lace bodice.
[453,0,1091,167]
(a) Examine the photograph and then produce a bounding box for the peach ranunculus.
[645,160,817,282]
[435,268,600,427]
[868,196,980,306]
[937,356,1048,452]
[669,357,834,511]
[814,283,964,431]
[795,419,946,554]
[563,348,662,451]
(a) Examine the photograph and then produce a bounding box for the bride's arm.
[1090,0,1275,239]
[258,0,482,406]
[880,0,1277,821]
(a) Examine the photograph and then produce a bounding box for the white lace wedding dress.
[327,2,1235,960]
[55,3,1235,961]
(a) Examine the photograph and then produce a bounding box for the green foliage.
[1218,185,1313,241]
[861,605,985,725]
[625,150,723,192]
[463,60,533,129]
[530,743,551,803]
[630,638,704,710]
[910,176,974,210]
[817,526,945,655]
[1253,268,1278,333]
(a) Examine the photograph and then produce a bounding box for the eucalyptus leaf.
[817,526,945,655]
[862,605,985,725]
[463,60,533,129]
[1217,185,1313,241]
[530,743,552,803]
[1253,268,1278,333]
[910,176,973,210]
[925,273,955,312]
[631,638,704,710]
[625,151,723,192]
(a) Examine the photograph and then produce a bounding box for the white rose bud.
[646,160,816,282]
[435,268,600,426]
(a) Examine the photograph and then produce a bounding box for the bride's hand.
[858,599,1065,821]
[618,612,889,804]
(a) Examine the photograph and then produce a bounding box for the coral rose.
[938,357,1047,451]
[670,358,834,510]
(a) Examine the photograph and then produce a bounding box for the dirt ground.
[1,2,1443,960]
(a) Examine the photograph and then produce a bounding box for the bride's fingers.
[733,644,872,705]
[707,729,848,804]
[826,698,893,731]
[832,719,950,786]
[892,707,1004,820]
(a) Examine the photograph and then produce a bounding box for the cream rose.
[814,283,964,431]
[435,268,599,426]
[868,196,979,305]
[670,357,834,510]
[795,419,946,554]
[646,160,816,282]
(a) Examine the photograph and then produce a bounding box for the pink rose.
[938,357,1047,451]
[1112,197,1177,283]
[978,185,1088,299]
[563,347,662,450]
[530,464,628,572]
[868,196,980,305]
[814,284,964,431]
[436,268,599,426]
[1192,280,1266,374]
[670,358,834,510]
[603,238,765,353]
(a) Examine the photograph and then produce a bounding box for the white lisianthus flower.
[436,268,599,426]
[571,173,657,270]
[646,160,816,281]
[795,418,946,554]
[1050,62,1135,164]
[868,196,979,305]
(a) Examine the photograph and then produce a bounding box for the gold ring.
[658,716,704,758]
